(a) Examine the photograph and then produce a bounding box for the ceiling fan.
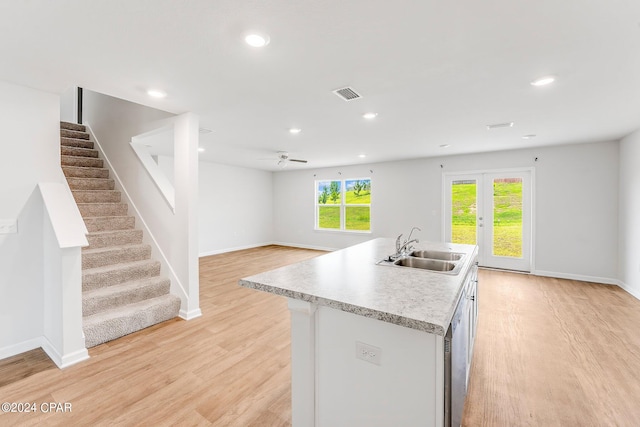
[275,151,308,167]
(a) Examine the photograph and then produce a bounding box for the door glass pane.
[451,180,477,244]
[492,178,522,257]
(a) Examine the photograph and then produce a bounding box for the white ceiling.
[1,0,639,171]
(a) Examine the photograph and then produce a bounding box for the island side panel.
[315,306,440,427]
[288,299,318,427]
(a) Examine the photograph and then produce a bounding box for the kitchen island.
[239,238,478,427]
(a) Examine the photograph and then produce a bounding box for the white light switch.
[0,219,18,234]
[356,341,381,365]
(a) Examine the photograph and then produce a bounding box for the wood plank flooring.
[463,269,640,426]
[0,245,323,426]
[1,246,640,426]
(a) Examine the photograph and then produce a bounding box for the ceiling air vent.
[333,87,362,101]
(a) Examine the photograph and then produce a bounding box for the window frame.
[314,177,372,233]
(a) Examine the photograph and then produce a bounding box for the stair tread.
[60,129,90,139]
[83,243,150,255]
[83,276,169,298]
[60,137,93,147]
[67,177,113,182]
[61,146,98,157]
[83,293,180,324]
[77,202,126,206]
[62,165,106,170]
[84,215,134,220]
[60,121,86,132]
[82,259,160,275]
[82,221,141,231]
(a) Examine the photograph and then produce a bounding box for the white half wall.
[273,141,619,282]
[619,129,640,298]
[0,80,61,357]
[199,162,274,256]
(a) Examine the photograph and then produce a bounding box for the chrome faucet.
[393,227,422,258]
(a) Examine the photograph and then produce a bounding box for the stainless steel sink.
[394,257,456,272]
[409,250,464,261]
[377,255,464,275]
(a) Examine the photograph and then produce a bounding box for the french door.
[444,170,532,272]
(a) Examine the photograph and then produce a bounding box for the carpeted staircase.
[60,121,181,348]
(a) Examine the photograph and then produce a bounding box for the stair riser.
[61,155,104,168]
[83,262,161,291]
[79,203,128,217]
[61,137,94,149]
[67,178,115,191]
[84,216,135,232]
[83,295,181,348]
[63,166,109,179]
[73,191,121,203]
[82,246,152,269]
[82,279,170,317]
[86,230,143,249]
[61,146,99,158]
[60,122,86,132]
[60,129,90,140]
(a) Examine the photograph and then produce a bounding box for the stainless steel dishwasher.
[444,281,470,427]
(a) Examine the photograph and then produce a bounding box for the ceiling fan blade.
[289,158,308,163]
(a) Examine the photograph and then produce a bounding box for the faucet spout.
[392,227,422,259]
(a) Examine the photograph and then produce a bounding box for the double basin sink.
[378,249,466,275]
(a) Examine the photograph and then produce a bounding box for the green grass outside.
[345,189,371,204]
[345,206,370,231]
[451,181,522,257]
[318,206,370,230]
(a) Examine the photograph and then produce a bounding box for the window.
[316,178,371,232]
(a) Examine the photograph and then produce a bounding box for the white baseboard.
[0,337,89,369]
[0,337,42,361]
[199,241,336,258]
[199,241,274,257]
[617,280,640,301]
[41,337,89,369]
[180,308,203,320]
[532,270,619,286]
[271,241,338,252]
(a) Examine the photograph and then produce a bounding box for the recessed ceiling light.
[147,89,167,98]
[530,76,556,86]
[440,144,451,148]
[289,128,302,134]
[198,147,205,153]
[522,134,537,139]
[363,112,378,119]
[358,154,367,158]
[245,33,270,47]
[486,122,514,130]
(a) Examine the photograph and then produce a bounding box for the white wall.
[60,86,77,124]
[0,80,61,356]
[273,141,619,283]
[83,90,201,318]
[199,162,274,256]
[619,130,640,298]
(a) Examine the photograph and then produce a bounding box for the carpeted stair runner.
[60,121,181,348]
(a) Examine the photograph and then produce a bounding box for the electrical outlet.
[0,219,17,234]
[356,341,381,365]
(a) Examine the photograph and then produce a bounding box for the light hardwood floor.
[1,246,640,426]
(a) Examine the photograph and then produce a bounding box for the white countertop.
[239,238,478,336]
